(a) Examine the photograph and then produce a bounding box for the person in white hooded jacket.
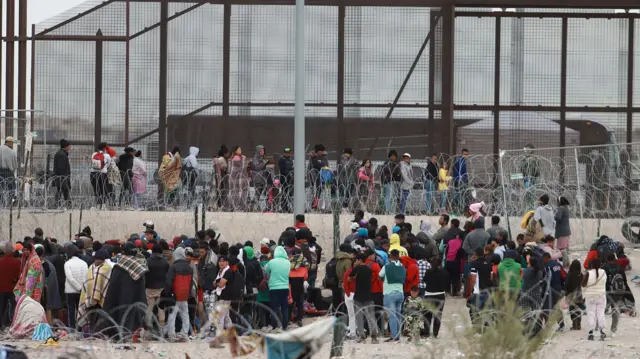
[533,194,556,237]
[183,147,199,204]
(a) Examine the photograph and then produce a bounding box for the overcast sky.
[0,0,86,112]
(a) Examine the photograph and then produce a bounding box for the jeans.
[167,301,190,337]
[133,193,142,209]
[269,289,289,330]
[382,183,397,214]
[439,190,448,212]
[453,180,468,213]
[0,292,15,329]
[399,189,410,214]
[425,180,436,213]
[66,293,81,329]
[354,300,378,338]
[383,291,404,340]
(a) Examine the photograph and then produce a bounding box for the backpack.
[323,258,339,288]
[597,236,618,262]
[610,273,626,300]
[320,167,334,185]
[91,151,105,170]
[374,252,385,267]
[227,270,245,299]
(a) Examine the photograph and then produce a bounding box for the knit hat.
[94,249,110,260]
[357,228,368,238]
[392,226,401,234]
[260,246,271,255]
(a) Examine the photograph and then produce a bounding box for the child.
[403,286,427,341]
[256,255,271,329]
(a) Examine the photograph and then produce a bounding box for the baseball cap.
[350,222,360,231]
[403,153,411,158]
[5,136,14,143]
[284,147,291,153]
[392,225,401,233]
[260,238,270,246]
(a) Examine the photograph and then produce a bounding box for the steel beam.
[116,0,640,8]
[441,5,454,155]
[6,0,16,137]
[95,30,104,147]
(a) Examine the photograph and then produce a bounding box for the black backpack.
[610,273,626,300]
[227,270,246,299]
[323,258,339,289]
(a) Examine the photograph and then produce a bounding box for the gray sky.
[1,0,85,111]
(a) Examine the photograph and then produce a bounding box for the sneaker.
[588,334,594,341]
[384,337,399,343]
[600,331,606,341]
[371,336,379,344]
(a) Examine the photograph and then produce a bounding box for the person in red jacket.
[343,266,357,337]
[164,247,194,341]
[0,242,20,329]
[364,249,384,333]
[400,255,419,297]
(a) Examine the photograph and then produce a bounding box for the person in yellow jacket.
[438,161,452,213]
[389,233,409,257]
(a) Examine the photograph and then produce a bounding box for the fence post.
[498,150,511,241]
[194,205,199,235]
[332,198,340,257]
[573,148,587,248]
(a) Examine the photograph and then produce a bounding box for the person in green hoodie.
[256,254,271,329]
[266,246,291,330]
[497,250,522,301]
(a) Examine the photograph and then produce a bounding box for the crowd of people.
[0,192,636,345]
[325,199,636,343]
[0,136,480,214]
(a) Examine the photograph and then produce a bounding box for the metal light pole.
[293,0,306,219]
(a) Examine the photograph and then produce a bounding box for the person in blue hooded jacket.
[452,148,469,214]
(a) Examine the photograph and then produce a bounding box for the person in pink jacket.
[357,159,374,212]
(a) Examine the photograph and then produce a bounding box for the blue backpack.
[320,168,334,185]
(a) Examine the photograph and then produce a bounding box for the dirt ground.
[3,251,640,359]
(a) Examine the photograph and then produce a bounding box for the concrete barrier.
[0,209,633,251]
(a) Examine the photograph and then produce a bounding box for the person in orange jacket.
[400,255,419,297]
[363,249,384,333]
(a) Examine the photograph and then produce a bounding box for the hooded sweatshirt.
[335,251,353,288]
[399,256,419,294]
[534,204,556,236]
[0,144,17,172]
[266,246,291,290]
[400,161,414,191]
[183,146,200,170]
[252,145,269,185]
[416,227,438,260]
[497,257,521,293]
[462,226,490,259]
[165,247,194,301]
[389,234,409,257]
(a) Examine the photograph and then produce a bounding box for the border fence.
[2,142,640,218]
